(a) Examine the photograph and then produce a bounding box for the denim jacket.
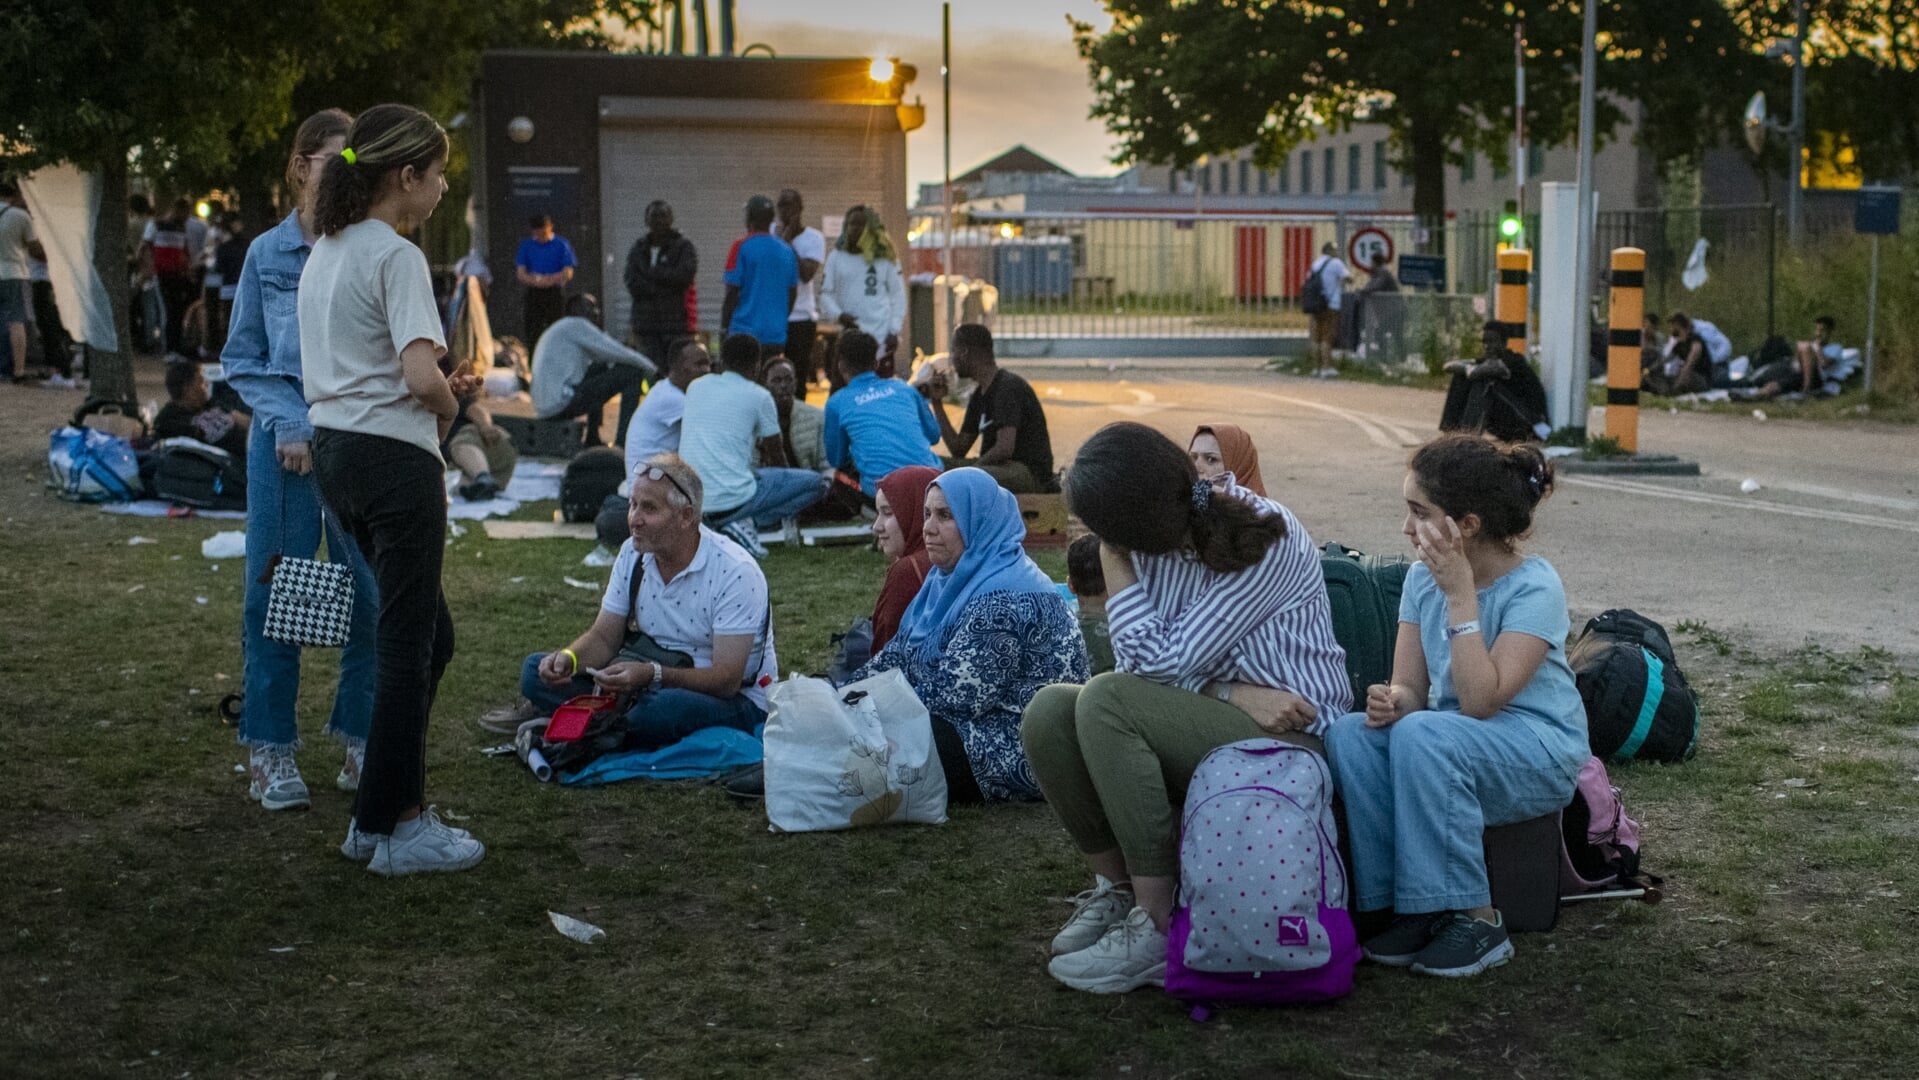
[220,211,313,447]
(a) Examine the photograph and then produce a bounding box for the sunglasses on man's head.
[639,465,692,505]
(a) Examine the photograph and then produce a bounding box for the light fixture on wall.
[507,116,535,144]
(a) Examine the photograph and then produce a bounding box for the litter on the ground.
[548,911,605,944]
[194,596,209,605]
[1752,409,1768,421]
[563,576,600,590]
[1739,479,1762,494]
[127,584,145,594]
[509,576,526,584]
[128,536,157,545]
[268,946,296,954]
[482,520,597,540]
[581,545,616,567]
[103,500,246,521]
[200,531,247,559]
[1781,777,1812,788]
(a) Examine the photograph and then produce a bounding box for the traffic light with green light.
[1499,200,1522,240]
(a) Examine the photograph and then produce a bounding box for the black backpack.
[151,438,248,511]
[1319,542,1411,705]
[1299,259,1331,315]
[561,447,626,523]
[1567,609,1700,764]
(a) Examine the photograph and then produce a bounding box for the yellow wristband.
[561,648,579,676]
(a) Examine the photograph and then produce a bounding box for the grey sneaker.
[1409,912,1514,978]
[1050,875,1135,956]
[478,698,545,735]
[1361,911,1450,967]
[339,819,379,862]
[337,741,365,793]
[247,746,311,812]
[1047,906,1167,994]
[367,807,485,877]
[721,519,767,559]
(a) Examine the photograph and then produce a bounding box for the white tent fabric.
[20,165,116,351]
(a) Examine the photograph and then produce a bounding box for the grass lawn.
[2,390,1916,1078]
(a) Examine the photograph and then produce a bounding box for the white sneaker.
[1046,906,1167,993]
[337,741,364,793]
[246,746,311,811]
[781,516,803,547]
[1051,875,1135,955]
[367,807,485,877]
[339,819,379,862]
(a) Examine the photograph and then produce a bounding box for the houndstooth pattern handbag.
[263,554,355,647]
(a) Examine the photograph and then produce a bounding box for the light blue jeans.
[239,423,379,749]
[709,467,827,529]
[1326,710,1577,914]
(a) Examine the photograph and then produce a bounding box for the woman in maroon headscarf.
[869,465,943,652]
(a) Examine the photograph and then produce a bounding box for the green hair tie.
[340,148,357,165]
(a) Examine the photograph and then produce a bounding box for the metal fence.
[905,211,1497,342]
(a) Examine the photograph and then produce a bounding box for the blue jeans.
[518,654,765,750]
[239,422,378,749]
[1326,710,1577,914]
[708,468,827,529]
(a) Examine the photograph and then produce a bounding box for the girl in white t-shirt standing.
[301,104,483,876]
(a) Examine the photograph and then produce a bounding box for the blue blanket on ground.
[558,725,763,787]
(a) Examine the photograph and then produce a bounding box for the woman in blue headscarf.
[853,468,1089,803]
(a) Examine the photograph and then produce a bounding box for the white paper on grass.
[547,911,605,944]
[201,531,247,559]
[763,669,948,833]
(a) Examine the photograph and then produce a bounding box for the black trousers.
[159,274,197,356]
[524,285,565,350]
[785,319,818,381]
[30,280,71,376]
[561,362,647,444]
[1439,375,1543,443]
[312,428,456,835]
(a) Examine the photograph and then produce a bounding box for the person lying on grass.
[1325,434,1588,978]
[478,454,778,747]
[1022,422,1351,994]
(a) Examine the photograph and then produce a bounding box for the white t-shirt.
[1311,255,1348,312]
[622,378,688,494]
[0,205,36,281]
[601,528,779,711]
[678,371,781,515]
[299,219,449,461]
[787,226,826,323]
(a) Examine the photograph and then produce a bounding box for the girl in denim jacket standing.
[221,108,377,812]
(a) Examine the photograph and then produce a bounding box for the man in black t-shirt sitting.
[1438,321,1549,443]
[921,323,1055,493]
[155,358,250,458]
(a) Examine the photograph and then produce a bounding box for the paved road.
[1003,362,1919,658]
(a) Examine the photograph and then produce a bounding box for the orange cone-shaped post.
[1605,248,1646,453]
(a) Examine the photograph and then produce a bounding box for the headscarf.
[836,204,898,264]
[1195,423,1267,498]
[894,468,1057,660]
[870,465,942,651]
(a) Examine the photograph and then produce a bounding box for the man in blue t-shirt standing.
[823,330,941,498]
[516,214,577,350]
[720,196,799,363]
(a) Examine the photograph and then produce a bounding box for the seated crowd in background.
[530,293,656,448]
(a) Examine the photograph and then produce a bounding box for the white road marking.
[1559,474,1919,535]
[1745,478,1919,514]
[1108,387,1166,419]
[1234,389,1424,449]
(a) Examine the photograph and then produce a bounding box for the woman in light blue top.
[221,108,378,811]
[1326,434,1587,979]
[854,468,1088,803]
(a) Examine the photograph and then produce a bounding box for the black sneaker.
[1360,911,1449,967]
[1409,912,1514,978]
[458,475,502,501]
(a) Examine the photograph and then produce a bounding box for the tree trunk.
[1408,118,1449,257]
[88,147,138,408]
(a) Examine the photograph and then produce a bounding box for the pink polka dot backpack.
[1166,739,1360,1014]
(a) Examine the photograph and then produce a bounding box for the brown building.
[475,51,920,352]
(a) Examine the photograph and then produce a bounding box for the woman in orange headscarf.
[1189,423,1267,496]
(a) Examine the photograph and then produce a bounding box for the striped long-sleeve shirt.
[1104,485,1352,734]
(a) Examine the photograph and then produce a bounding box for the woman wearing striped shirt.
[1022,422,1351,994]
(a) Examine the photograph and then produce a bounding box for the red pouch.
[545,695,616,742]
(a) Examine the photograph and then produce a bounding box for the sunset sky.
[733,0,1124,195]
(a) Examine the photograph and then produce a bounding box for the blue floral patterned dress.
[854,590,1089,801]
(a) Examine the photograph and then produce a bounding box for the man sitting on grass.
[1745,315,1858,400]
[155,358,250,457]
[479,454,778,743]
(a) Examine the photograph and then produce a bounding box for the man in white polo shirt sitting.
[678,332,828,553]
[479,454,778,742]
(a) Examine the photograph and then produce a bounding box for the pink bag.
[1560,756,1646,893]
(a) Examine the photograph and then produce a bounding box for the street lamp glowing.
[998,223,1015,239]
[195,201,211,219]
[869,58,896,83]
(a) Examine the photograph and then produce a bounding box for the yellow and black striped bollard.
[1605,248,1646,453]
[1496,250,1531,357]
